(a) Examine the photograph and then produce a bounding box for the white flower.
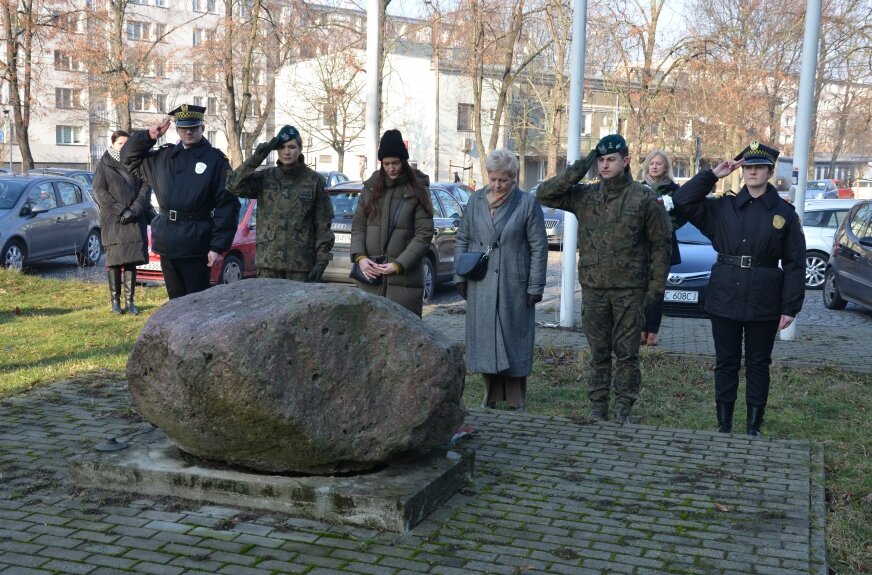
[662,195,674,213]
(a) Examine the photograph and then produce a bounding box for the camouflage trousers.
[581,287,645,416]
[258,268,308,281]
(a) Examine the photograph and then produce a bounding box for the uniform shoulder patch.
[159,143,174,150]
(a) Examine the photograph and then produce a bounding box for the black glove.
[255,139,277,156]
[527,293,543,307]
[120,209,137,224]
[456,282,467,300]
[306,261,328,283]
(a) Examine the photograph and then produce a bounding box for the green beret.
[595,134,627,156]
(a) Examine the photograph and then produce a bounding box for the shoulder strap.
[381,197,406,256]
[487,189,523,250]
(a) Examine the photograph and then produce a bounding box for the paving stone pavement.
[0,378,826,575]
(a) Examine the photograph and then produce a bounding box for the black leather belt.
[717,254,778,268]
[159,208,211,222]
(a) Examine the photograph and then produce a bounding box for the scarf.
[486,186,514,218]
[644,174,673,195]
[107,147,121,162]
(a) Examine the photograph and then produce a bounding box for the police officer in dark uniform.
[121,104,239,299]
[674,142,805,436]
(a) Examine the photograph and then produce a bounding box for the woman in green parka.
[350,130,434,316]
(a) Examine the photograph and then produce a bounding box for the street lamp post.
[424,0,440,181]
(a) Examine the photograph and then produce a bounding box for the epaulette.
[213,148,228,160]
[159,143,174,150]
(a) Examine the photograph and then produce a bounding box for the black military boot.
[716,401,734,433]
[589,402,608,422]
[747,404,765,437]
[123,269,140,315]
[108,268,123,314]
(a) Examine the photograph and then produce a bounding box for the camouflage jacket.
[226,151,334,272]
[537,153,672,294]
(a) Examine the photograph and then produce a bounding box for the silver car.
[0,174,102,270]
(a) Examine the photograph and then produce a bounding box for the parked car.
[136,198,258,285]
[322,181,464,302]
[435,182,474,207]
[317,171,349,188]
[0,174,102,269]
[802,199,858,288]
[528,182,566,248]
[823,199,872,311]
[853,179,872,200]
[793,179,851,201]
[27,168,95,191]
[662,222,717,317]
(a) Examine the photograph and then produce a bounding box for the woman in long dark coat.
[454,148,548,411]
[639,149,685,346]
[350,129,434,316]
[92,130,151,314]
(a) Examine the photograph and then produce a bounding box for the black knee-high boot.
[123,269,140,315]
[747,404,765,437]
[108,268,123,314]
[716,401,734,433]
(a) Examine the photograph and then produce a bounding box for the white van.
[854,179,872,200]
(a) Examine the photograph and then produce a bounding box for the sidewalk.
[0,380,826,575]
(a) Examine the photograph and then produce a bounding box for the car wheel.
[422,256,436,303]
[822,267,847,310]
[804,251,828,289]
[220,254,244,284]
[1,240,25,270]
[77,230,102,267]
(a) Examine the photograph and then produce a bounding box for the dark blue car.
[663,222,717,318]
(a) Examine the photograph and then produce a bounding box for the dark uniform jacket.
[537,155,672,296]
[92,152,150,267]
[673,170,805,321]
[645,180,685,266]
[226,150,334,273]
[121,130,239,259]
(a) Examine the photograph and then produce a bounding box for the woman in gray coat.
[455,149,548,411]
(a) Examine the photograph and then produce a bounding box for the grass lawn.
[1,268,870,573]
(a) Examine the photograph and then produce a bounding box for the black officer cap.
[734,141,779,166]
[168,104,206,128]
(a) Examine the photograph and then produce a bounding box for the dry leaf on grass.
[714,503,730,512]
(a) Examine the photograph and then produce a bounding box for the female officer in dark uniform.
[673,142,805,436]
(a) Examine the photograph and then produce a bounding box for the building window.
[582,112,592,135]
[132,94,152,111]
[54,50,79,71]
[155,94,167,112]
[154,23,165,41]
[249,99,261,117]
[56,125,83,145]
[193,96,203,106]
[207,130,217,142]
[193,28,203,45]
[192,0,202,11]
[55,88,81,109]
[457,103,473,132]
[192,63,203,81]
[206,0,216,11]
[321,103,336,127]
[127,21,149,41]
[207,97,217,114]
[150,61,165,77]
[154,0,166,7]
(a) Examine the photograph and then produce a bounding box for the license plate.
[137,261,163,272]
[334,233,351,244]
[664,290,699,303]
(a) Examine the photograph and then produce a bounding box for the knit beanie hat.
[378,129,409,161]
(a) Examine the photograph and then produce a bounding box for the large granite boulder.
[126,279,466,474]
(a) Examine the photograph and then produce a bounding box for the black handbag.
[349,198,405,285]
[456,189,522,281]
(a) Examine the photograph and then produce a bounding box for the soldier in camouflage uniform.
[226,125,334,281]
[537,134,672,423]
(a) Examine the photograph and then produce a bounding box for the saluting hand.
[149,117,172,140]
[712,159,744,178]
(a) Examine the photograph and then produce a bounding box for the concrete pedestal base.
[70,429,474,533]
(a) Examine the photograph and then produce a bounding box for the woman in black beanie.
[350,129,434,315]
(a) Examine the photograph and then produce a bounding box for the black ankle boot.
[747,405,765,437]
[108,268,123,314]
[123,269,140,315]
[716,401,734,433]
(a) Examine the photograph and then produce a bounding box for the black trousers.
[709,314,779,407]
[642,299,664,333]
[160,255,210,299]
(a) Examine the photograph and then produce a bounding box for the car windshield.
[329,190,360,216]
[0,181,26,209]
[676,222,711,245]
[807,181,827,191]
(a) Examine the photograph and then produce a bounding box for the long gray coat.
[454,186,548,376]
